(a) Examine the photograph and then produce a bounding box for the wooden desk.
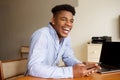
[16,72,120,80]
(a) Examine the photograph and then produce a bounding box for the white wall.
[71,0,120,61]
[0,0,120,61]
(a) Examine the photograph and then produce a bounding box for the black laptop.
[98,42,120,73]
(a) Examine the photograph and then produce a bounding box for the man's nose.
[66,21,72,26]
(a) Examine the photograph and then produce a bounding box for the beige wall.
[0,0,120,61]
[0,0,78,60]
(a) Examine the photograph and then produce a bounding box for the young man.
[27,4,100,78]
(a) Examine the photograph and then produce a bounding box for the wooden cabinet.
[87,43,102,62]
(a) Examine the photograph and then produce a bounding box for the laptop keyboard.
[100,63,119,70]
[98,63,120,73]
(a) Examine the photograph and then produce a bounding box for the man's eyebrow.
[61,17,74,20]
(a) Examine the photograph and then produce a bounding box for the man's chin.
[62,35,68,38]
[58,34,68,39]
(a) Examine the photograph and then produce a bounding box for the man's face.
[52,11,74,39]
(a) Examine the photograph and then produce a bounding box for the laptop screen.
[99,42,120,68]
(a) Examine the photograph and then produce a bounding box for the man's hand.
[83,62,101,70]
[73,63,101,78]
[73,63,86,77]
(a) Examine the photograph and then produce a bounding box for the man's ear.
[51,17,55,25]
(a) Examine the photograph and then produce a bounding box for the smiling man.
[27,4,100,78]
[51,9,74,39]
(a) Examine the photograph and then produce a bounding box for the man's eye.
[60,18,74,23]
[70,20,74,23]
[61,18,67,21]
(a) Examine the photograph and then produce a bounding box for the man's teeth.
[63,28,70,31]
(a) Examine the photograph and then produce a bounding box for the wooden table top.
[17,72,120,80]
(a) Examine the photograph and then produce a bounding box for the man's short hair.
[51,4,76,16]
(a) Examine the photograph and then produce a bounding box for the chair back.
[20,46,29,58]
[0,58,27,80]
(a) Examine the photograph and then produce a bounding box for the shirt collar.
[48,23,59,40]
[48,23,66,44]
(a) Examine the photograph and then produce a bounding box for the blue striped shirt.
[27,23,81,78]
